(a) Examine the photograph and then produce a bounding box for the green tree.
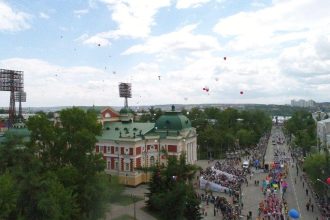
[146,154,201,220]
[19,107,111,219]
[284,110,316,154]
[303,153,329,194]
[0,172,18,219]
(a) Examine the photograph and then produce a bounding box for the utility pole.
[131,194,136,220]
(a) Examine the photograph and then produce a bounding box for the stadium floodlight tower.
[119,82,132,108]
[0,69,24,127]
[15,91,27,120]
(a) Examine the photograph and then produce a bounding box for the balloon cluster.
[202,87,209,92]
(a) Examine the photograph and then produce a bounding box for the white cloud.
[213,0,330,52]
[176,0,211,9]
[39,12,49,19]
[73,9,89,18]
[0,58,124,106]
[82,0,171,45]
[123,24,221,55]
[0,1,31,31]
[122,53,305,105]
[279,30,330,78]
[76,33,111,47]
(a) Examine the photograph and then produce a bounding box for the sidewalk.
[106,185,156,220]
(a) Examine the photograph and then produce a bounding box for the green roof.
[0,128,30,144]
[155,111,191,131]
[98,122,154,141]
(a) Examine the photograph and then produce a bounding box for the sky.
[0,0,330,107]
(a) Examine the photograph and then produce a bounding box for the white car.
[242,161,249,169]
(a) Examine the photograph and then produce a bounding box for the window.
[105,112,111,118]
[115,161,118,170]
[107,161,111,170]
[115,147,118,152]
[107,146,110,153]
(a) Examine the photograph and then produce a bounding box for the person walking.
[311,203,314,212]
[302,181,304,188]
[306,202,310,211]
[294,178,297,184]
[306,188,308,196]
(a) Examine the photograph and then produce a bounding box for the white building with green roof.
[96,105,197,186]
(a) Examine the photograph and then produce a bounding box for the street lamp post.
[131,194,137,220]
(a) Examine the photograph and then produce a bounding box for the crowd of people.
[199,159,247,192]
[256,130,287,220]
[258,193,284,219]
[198,193,239,219]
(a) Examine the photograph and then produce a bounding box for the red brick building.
[96,106,197,186]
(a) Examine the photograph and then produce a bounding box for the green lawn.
[111,194,143,206]
[112,214,135,220]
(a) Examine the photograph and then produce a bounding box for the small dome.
[155,110,191,130]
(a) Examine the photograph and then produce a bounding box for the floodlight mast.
[0,69,24,127]
[15,91,27,120]
[119,83,132,108]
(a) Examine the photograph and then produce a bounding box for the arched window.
[150,156,155,166]
[105,112,111,118]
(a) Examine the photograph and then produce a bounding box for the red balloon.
[327,177,330,185]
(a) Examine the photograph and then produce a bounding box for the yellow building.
[95,105,197,186]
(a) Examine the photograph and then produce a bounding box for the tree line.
[139,107,272,159]
[283,110,316,155]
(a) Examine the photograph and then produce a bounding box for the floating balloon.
[288,209,300,219]
[97,43,101,47]
[203,87,209,92]
[327,177,330,185]
[240,91,243,95]
[224,57,227,60]
[158,76,161,80]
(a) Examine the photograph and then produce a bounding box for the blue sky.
[0,0,330,107]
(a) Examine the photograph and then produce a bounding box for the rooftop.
[98,121,154,141]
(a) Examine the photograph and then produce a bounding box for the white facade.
[291,99,316,108]
[317,118,330,148]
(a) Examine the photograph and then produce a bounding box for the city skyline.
[1,0,330,107]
